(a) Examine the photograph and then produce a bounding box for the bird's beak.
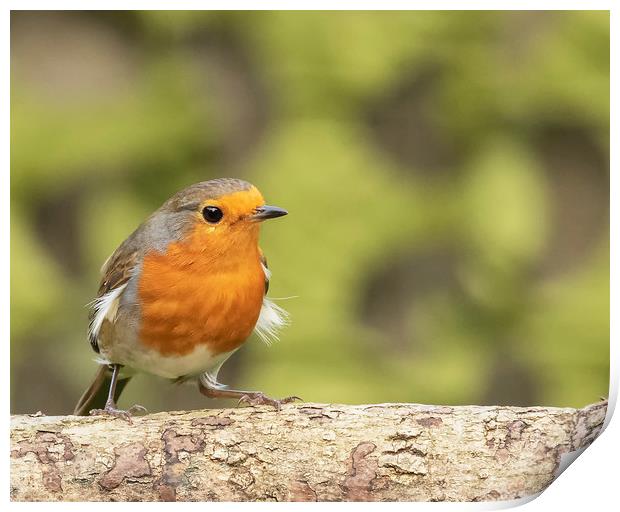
[251,205,288,221]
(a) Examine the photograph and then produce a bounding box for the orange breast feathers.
[137,224,266,357]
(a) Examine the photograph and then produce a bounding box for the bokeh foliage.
[11,11,609,414]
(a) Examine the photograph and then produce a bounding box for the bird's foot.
[89,403,147,424]
[237,392,302,411]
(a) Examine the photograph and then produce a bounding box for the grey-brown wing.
[88,239,139,353]
[259,248,270,295]
[97,244,139,298]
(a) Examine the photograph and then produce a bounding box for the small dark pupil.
[203,206,223,223]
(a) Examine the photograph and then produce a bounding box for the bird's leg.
[89,364,147,423]
[198,380,301,411]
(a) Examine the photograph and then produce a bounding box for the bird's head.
[154,178,287,253]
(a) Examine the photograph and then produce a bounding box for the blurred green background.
[10,11,609,414]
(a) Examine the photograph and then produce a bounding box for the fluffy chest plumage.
[137,237,266,357]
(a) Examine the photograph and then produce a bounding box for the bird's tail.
[73,364,132,415]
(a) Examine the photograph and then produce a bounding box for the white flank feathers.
[199,351,236,390]
[261,261,272,281]
[254,297,289,345]
[88,284,127,344]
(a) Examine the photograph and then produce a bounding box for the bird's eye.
[202,206,223,224]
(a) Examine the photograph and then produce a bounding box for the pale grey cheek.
[143,210,195,254]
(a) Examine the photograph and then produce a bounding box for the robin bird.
[74,178,298,420]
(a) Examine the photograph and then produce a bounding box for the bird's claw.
[237,393,302,410]
[127,404,148,415]
[89,403,147,424]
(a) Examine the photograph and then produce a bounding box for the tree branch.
[10,400,607,502]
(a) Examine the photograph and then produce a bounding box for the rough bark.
[10,400,607,502]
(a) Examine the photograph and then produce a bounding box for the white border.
[3,3,615,509]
